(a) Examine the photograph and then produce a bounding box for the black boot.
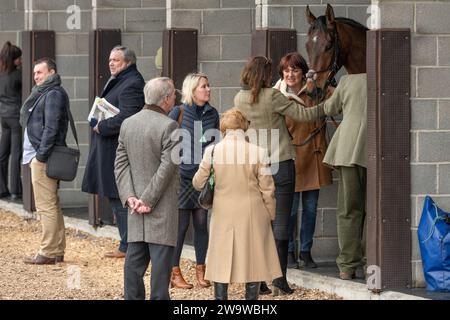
[299,251,317,269]
[259,281,272,295]
[272,239,294,296]
[214,282,228,300]
[245,282,260,300]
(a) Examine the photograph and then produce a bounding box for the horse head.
[304,4,367,98]
[304,4,340,96]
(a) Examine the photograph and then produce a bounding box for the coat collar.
[143,104,167,115]
[223,129,247,140]
[183,102,214,115]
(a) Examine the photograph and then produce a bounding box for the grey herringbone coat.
[114,106,180,246]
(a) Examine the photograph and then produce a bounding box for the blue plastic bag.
[417,196,450,291]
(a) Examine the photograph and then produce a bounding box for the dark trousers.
[109,198,128,253]
[271,160,295,280]
[173,208,208,266]
[124,242,174,300]
[0,117,22,195]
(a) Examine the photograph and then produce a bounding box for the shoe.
[339,271,356,280]
[214,282,228,300]
[195,264,211,288]
[299,251,318,269]
[104,250,126,258]
[0,192,10,199]
[245,282,260,300]
[259,281,272,295]
[56,255,64,263]
[170,267,193,289]
[272,277,294,296]
[9,194,22,201]
[287,251,298,269]
[23,254,56,265]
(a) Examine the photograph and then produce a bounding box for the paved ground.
[0,209,341,300]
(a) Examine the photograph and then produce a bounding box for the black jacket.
[26,86,69,162]
[82,64,145,199]
[0,69,22,118]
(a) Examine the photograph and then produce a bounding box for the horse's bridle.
[292,26,341,148]
[305,25,341,102]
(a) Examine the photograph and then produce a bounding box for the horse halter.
[306,25,341,101]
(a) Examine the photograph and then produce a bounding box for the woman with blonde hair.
[193,108,281,300]
[168,72,219,289]
[234,56,323,295]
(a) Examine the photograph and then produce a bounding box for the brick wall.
[378,0,450,288]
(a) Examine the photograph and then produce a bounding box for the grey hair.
[144,77,174,106]
[111,45,137,64]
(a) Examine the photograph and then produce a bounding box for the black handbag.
[46,104,80,181]
[198,144,215,210]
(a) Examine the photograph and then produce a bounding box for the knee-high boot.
[245,282,260,300]
[214,282,228,300]
[272,239,294,295]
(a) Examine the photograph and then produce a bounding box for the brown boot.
[170,267,193,289]
[196,264,211,288]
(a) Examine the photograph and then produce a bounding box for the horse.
[304,4,368,96]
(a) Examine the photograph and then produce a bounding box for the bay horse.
[304,4,368,96]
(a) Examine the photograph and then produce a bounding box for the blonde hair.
[220,108,250,134]
[181,72,209,106]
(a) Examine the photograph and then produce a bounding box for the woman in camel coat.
[192,108,282,300]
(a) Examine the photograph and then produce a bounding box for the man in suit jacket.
[82,46,145,258]
[21,58,69,264]
[115,77,179,300]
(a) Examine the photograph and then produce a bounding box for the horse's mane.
[310,16,368,32]
[335,17,369,31]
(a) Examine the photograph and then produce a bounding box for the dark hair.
[34,57,57,73]
[278,52,308,80]
[240,56,272,104]
[0,41,22,74]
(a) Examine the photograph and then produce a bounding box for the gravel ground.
[0,209,341,300]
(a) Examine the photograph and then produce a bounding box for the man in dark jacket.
[82,46,145,258]
[22,58,70,265]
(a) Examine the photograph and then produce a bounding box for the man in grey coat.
[114,77,179,300]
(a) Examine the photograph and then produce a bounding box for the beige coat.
[192,131,282,283]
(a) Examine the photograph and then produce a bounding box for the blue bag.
[417,196,450,291]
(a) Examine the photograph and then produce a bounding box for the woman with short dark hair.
[274,52,333,270]
[0,41,22,200]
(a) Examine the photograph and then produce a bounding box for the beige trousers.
[30,158,66,258]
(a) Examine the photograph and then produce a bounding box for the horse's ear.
[325,4,335,27]
[305,5,316,25]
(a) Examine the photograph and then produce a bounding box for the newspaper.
[87,97,120,123]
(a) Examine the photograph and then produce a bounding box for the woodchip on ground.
[0,209,341,300]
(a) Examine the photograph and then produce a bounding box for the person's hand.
[93,121,101,134]
[325,86,335,99]
[135,199,151,214]
[127,196,139,214]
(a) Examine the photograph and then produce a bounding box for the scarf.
[19,74,62,127]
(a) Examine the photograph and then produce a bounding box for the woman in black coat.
[0,41,22,199]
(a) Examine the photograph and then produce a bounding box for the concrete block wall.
[0,0,23,49]
[169,0,255,113]
[378,0,450,288]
